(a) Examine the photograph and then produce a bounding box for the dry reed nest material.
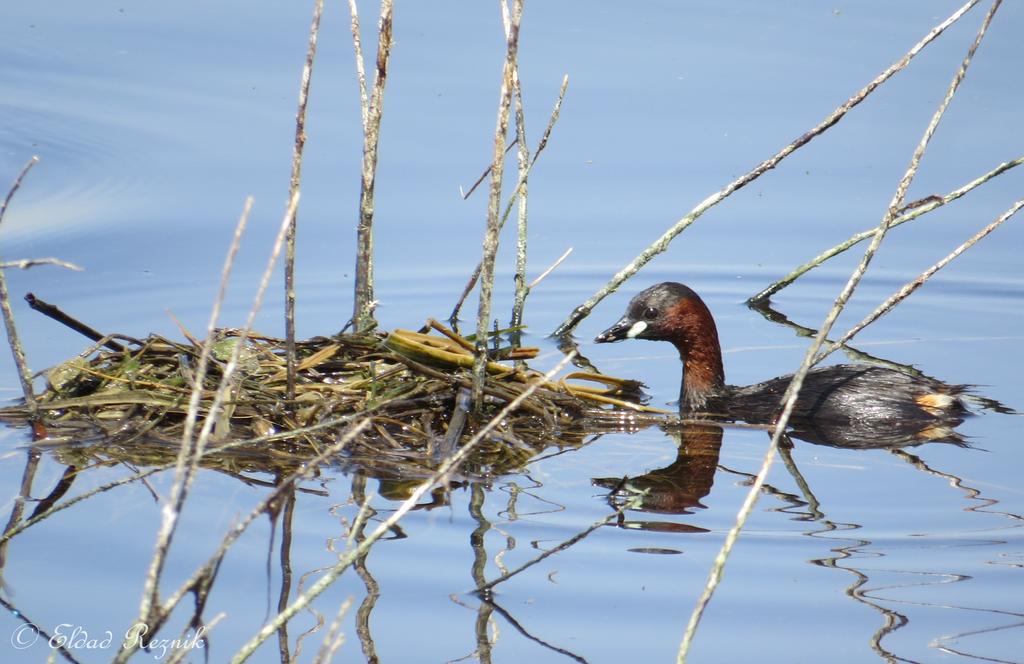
[0,322,660,477]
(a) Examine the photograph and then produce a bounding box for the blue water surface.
[0,1,1021,662]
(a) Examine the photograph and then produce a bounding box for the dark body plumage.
[719,365,967,448]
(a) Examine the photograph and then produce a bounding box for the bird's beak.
[594,314,640,343]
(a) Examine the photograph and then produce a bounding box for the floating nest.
[0,319,663,479]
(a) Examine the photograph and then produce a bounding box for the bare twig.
[346,0,369,131]
[449,260,482,325]
[24,293,125,351]
[497,75,569,243]
[116,419,369,664]
[553,0,984,338]
[511,101,530,330]
[0,157,37,223]
[510,73,570,329]
[0,257,82,271]
[230,351,578,663]
[134,196,254,636]
[352,0,394,333]
[449,75,569,326]
[285,0,325,400]
[460,138,520,200]
[312,597,354,664]
[472,0,523,407]
[748,154,1024,303]
[124,195,298,661]
[191,193,300,495]
[0,156,41,411]
[0,466,163,545]
[505,1,532,334]
[820,197,1022,360]
[528,247,573,291]
[164,613,224,664]
[677,3,999,659]
[132,192,302,654]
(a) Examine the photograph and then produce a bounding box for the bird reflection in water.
[593,423,723,535]
[590,401,1004,539]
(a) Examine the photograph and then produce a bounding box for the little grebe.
[594,282,969,429]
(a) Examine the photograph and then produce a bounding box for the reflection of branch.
[275,487,297,662]
[133,196,255,641]
[474,507,624,594]
[499,476,567,518]
[120,420,370,663]
[469,483,495,662]
[311,597,354,664]
[0,449,40,581]
[27,465,78,526]
[892,449,1024,523]
[934,618,1024,661]
[856,557,1024,663]
[0,465,163,545]
[805,514,909,662]
[134,194,286,647]
[0,414,369,547]
[481,595,589,664]
[865,604,910,662]
[714,462,804,514]
[747,297,928,377]
[351,473,381,664]
[772,436,1018,663]
[231,354,580,661]
[491,489,521,577]
[681,2,1005,651]
[775,441,822,521]
[777,445,918,663]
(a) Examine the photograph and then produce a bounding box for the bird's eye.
[642,306,658,320]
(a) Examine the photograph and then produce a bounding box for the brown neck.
[665,297,726,412]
